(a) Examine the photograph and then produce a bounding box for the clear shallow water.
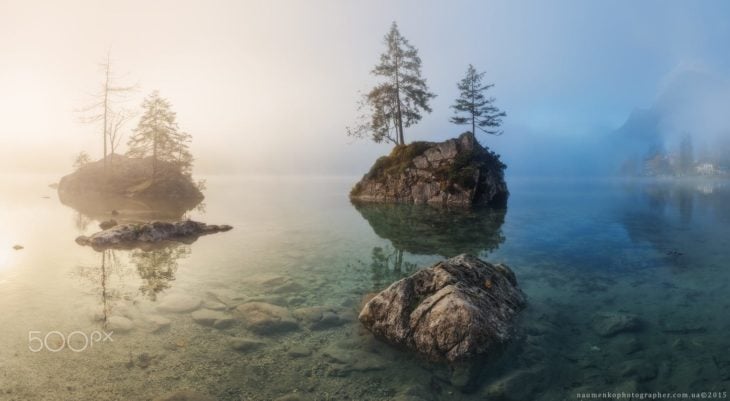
[0,175,729,400]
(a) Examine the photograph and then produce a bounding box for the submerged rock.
[75,220,232,250]
[229,337,266,353]
[106,316,134,333]
[191,309,230,327]
[157,294,202,313]
[350,132,508,207]
[234,302,299,335]
[591,312,643,337]
[152,390,216,401]
[359,254,526,363]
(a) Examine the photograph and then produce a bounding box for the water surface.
[0,175,728,400]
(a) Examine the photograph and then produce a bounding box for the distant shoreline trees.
[348,23,507,147]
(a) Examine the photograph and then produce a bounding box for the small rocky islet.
[350,132,508,208]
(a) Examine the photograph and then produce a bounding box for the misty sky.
[1,0,729,176]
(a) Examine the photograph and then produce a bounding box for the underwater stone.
[191,309,229,327]
[152,390,216,401]
[591,312,643,337]
[230,337,266,353]
[106,316,134,333]
[157,294,202,313]
[359,254,526,363]
[482,368,543,401]
[234,302,299,334]
[620,359,658,382]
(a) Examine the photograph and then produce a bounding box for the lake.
[1,174,729,400]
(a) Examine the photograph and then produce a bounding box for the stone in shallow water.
[152,390,216,401]
[230,337,266,353]
[292,306,349,330]
[359,254,526,363]
[106,316,134,333]
[212,317,236,330]
[591,312,643,337]
[146,315,172,332]
[273,394,306,401]
[191,309,229,327]
[620,359,657,382]
[157,294,202,313]
[482,368,544,401]
[613,336,644,355]
[234,302,299,334]
[287,345,312,358]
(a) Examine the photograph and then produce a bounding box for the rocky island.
[58,154,204,217]
[350,133,508,208]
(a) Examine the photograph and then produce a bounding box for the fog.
[1,0,729,177]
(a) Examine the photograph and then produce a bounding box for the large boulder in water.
[358,254,526,363]
[76,220,232,250]
[350,133,508,207]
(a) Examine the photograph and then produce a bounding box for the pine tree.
[348,22,435,146]
[127,91,193,178]
[450,64,506,136]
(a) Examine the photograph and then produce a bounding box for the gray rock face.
[359,254,526,363]
[350,133,508,207]
[75,220,232,250]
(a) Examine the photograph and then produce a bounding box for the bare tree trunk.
[103,57,110,171]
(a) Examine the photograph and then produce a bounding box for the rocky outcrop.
[350,133,508,207]
[58,154,204,216]
[359,254,526,363]
[75,220,232,250]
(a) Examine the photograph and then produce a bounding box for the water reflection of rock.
[354,202,506,257]
[353,202,506,287]
[60,190,203,223]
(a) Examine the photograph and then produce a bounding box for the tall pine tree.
[127,91,193,178]
[348,22,435,146]
[450,64,506,136]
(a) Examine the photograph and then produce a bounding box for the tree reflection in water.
[132,244,190,300]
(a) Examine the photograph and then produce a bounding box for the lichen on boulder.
[359,254,526,363]
[350,132,508,207]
